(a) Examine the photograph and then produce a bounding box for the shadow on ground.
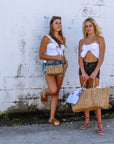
[0,108,114,127]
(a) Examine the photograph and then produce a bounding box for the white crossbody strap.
[46,35,62,55]
[46,35,58,46]
[43,35,62,63]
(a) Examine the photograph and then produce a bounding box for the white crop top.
[81,42,99,59]
[45,35,65,56]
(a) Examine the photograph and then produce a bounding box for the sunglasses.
[52,16,61,19]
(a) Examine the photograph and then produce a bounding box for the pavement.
[0,118,114,144]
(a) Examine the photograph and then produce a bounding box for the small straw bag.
[72,80,110,112]
[46,64,63,75]
[45,35,63,75]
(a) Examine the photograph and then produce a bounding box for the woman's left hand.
[90,71,98,79]
[63,63,68,74]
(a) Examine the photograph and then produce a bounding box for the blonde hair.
[82,17,101,38]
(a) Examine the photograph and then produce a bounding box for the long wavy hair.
[49,16,64,46]
[82,17,101,38]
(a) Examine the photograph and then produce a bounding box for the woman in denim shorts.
[39,16,68,126]
[78,18,105,135]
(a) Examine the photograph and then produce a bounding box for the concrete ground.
[0,118,113,144]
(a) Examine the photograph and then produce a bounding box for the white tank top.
[45,35,65,56]
[81,42,99,59]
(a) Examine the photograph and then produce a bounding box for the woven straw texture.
[72,88,110,112]
[46,64,63,75]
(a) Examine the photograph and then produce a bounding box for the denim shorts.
[79,61,100,78]
[42,58,65,76]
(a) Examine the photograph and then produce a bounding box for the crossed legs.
[42,75,64,125]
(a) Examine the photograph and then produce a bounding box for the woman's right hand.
[55,55,63,61]
[82,72,90,81]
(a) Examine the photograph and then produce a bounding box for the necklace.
[85,36,97,44]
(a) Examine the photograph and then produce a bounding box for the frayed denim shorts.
[42,58,65,76]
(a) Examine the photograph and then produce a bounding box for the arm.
[39,36,63,61]
[78,40,90,80]
[63,54,68,74]
[90,36,105,79]
[63,37,68,74]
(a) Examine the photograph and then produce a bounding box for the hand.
[82,72,90,81]
[56,55,63,61]
[90,71,98,79]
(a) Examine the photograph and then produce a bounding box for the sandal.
[49,118,60,126]
[41,90,47,104]
[80,122,90,129]
[97,128,104,135]
[97,123,104,135]
[80,117,90,130]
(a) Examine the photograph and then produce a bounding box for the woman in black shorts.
[78,18,105,135]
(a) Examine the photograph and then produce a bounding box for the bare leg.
[95,109,104,134]
[41,75,58,104]
[44,75,64,125]
[45,75,58,96]
[50,76,64,120]
[92,78,103,128]
[88,78,104,134]
[79,76,90,129]
[95,109,102,125]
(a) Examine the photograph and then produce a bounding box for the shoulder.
[96,36,105,46]
[41,35,50,44]
[97,36,105,49]
[41,35,49,41]
[97,36,105,42]
[79,39,85,45]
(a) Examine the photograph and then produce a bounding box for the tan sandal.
[80,117,90,129]
[80,122,90,129]
[49,118,60,126]
[97,128,104,135]
[98,123,104,135]
[41,90,47,104]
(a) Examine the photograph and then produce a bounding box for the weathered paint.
[0,0,114,113]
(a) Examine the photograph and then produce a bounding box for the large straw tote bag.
[72,81,110,112]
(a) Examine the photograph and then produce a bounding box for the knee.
[49,87,58,95]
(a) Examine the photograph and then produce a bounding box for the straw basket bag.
[46,64,63,75]
[72,81,110,112]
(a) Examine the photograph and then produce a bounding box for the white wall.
[0,0,114,113]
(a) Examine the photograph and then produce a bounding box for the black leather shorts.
[79,61,100,78]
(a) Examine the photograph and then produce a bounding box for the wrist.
[82,70,86,75]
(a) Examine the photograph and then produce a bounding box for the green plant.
[12,123,23,126]
[33,117,37,120]
[104,113,110,116]
[2,112,10,121]
[11,118,20,121]
[112,113,114,116]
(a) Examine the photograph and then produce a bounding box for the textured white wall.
[0,0,114,113]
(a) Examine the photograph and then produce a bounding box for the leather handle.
[82,79,95,89]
